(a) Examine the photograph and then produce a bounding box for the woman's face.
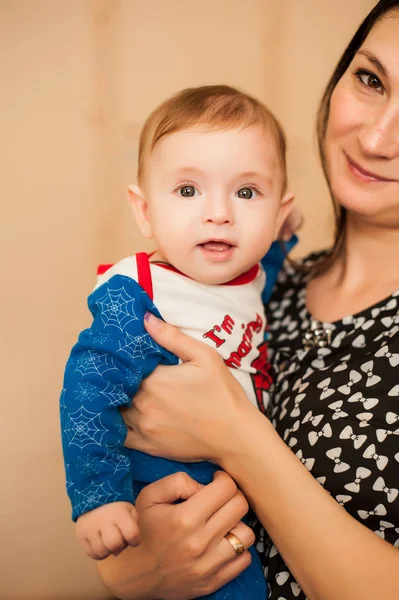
[325,11,399,227]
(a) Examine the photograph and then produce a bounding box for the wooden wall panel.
[0,1,374,596]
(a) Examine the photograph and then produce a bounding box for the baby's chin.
[184,264,253,286]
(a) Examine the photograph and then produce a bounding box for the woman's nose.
[358,104,399,160]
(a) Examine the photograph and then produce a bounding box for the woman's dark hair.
[316,0,399,271]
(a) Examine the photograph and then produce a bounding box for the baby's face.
[140,124,289,284]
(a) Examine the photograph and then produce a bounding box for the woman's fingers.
[205,488,249,538]
[222,520,256,559]
[136,472,203,512]
[208,549,253,594]
[181,471,238,523]
[144,312,215,363]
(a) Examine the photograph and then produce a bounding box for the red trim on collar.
[97,264,113,275]
[153,261,259,286]
[97,255,259,287]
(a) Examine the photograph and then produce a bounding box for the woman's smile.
[344,151,399,184]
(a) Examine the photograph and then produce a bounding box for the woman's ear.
[128,184,153,239]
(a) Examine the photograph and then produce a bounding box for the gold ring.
[225,532,245,557]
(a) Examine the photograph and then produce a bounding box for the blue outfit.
[60,239,295,600]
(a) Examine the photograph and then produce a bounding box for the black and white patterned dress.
[258,252,399,600]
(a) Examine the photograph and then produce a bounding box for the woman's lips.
[345,152,397,183]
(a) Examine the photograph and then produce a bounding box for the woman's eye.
[356,70,383,92]
[237,187,257,199]
[178,185,198,197]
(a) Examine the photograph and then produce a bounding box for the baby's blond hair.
[137,84,287,192]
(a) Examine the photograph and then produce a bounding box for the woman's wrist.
[216,399,271,471]
[98,545,160,600]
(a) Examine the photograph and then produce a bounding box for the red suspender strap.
[136,252,153,301]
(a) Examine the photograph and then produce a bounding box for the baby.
[60,85,298,599]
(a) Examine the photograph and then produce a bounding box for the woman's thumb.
[144,311,208,363]
[137,472,203,510]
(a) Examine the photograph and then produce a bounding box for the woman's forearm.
[222,408,399,600]
[97,545,159,600]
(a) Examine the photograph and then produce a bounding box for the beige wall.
[0,1,373,597]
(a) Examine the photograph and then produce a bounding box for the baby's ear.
[274,191,295,239]
[128,184,153,239]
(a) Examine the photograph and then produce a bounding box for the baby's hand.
[278,205,304,241]
[76,501,140,560]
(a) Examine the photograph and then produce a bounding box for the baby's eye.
[178,185,199,197]
[237,187,258,199]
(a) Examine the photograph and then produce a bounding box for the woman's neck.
[333,215,399,290]
[306,215,399,322]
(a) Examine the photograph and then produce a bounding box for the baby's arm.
[60,274,178,558]
[76,501,140,560]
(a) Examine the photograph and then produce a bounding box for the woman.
[98,1,399,598]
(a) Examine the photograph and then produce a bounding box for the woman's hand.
[98,471,255,600]
[121,313,257,463]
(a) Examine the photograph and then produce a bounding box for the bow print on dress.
[308,423,333,446]
[326,447,350,473]
[353,316,375,330]
[328,400,349,421]
[348,391,379,410]
[360,361,382,387]
[275,571,290,586]
[333,353,351,373]
[283,419,300,441]
[311,347,331,370]
[338,370,362,395]
[356,412,373,428]
[317,377,335,400]
[386,411,399,425]
[344,467,371,493]
[371,297,397,319]
[358,503,387,520]
[374,521,395,539]
[290,582,302,597]
[375,344,399,367]
[290,393,306,418]
[376,427,399,443]
[336,494,352,506]
[372,477,399,503]
[278,396,291,421]
[292,378,309,393]
[295,449,315,471]
[339,425,367,449]
[363,444,389,471]
[302,411,324,426]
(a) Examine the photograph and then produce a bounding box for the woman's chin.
[332,182,399,224]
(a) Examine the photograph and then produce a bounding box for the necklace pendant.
[303,319,332,350]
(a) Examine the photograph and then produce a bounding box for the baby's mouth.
[197,241,236,262]
[199,241,234,252]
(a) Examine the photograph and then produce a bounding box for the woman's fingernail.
[144,311,161,326]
